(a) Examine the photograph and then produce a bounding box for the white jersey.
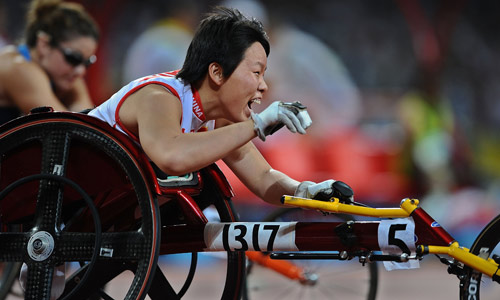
[89,71,214,142]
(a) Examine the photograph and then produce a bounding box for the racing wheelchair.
[0,109,244,299]
[0,109,498,299]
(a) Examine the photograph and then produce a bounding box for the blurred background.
[2,0,500,246]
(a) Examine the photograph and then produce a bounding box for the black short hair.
[176,6,270,85]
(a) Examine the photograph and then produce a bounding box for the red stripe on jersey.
[114,81,182,142]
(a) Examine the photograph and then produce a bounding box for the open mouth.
[248,98,261,109]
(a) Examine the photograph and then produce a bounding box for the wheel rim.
[0,115,160,300]
[460,214,500,300]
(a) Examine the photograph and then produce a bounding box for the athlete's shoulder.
[0,53,47,89]
[134,71,181,84]
[0,47,34,77]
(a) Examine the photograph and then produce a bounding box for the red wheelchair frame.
[0,110,498,300]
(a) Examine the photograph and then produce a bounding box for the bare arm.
[223,139,299,206]
[61,77,94,112]
[120,85,301,203]
[4,62,66,113]
[123,85,259,175]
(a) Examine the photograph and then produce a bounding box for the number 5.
[388,224,411,254]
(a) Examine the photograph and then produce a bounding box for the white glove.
[295,180,354,203]
[251,101,312,141]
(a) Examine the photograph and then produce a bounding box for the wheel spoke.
[57,231,145,261]
[0,232,28,261]
[147,265,181,299]
[100,231,147,260]
[0,116,162,299]
[35,131,72,230]
[24,261,53,300]
[63,260,130,299]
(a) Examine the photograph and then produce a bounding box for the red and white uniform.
[89,71,214,142]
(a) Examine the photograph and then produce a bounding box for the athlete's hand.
[251,101,312,141]
[295,180,354,203]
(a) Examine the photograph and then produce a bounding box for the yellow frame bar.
[282,195,500,279]
[281,196,419,218]
[423,242,500,279]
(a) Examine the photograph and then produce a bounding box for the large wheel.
[459,214,500,300]
[0,113,160,300]
[149,166,246,300]
[244,207,378,300]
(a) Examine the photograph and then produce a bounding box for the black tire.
[244,207,378,300]
[0,113,160,300]
[148,166,245,300]
[459,214,500,300]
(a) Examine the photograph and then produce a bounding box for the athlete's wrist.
[250,112,265,141]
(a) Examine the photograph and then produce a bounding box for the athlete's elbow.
[154,154,193,176]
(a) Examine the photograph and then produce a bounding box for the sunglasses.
[56,46,97,68]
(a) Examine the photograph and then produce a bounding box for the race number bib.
[204,222,298,252]
[378,217,420,271]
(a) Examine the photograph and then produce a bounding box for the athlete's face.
[42,36,97,91]
[219,42,268,123]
